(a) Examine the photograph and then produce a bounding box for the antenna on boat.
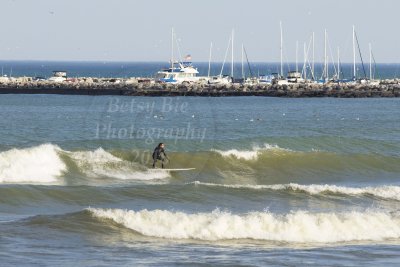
[208,42,213,78]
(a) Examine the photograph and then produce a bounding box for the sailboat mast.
[312,32,315,80]
[353,25,356,80]
[326,33,329,80]
[208,42,213,78]
[369,43,372,80]
[220,35,232,77]
[280,21,283,78]
[241,44,244,79]
[296,41,299,72]
[324,29,327,80]
[337,47,340,80]
[231,29,234,78]
[303,42,307,80]
[171,28,174,71]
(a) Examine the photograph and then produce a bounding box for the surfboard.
[148,168,195,172]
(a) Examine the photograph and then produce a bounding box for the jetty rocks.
[1,77,400,97]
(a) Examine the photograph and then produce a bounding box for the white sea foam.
[0,144,169,184]
[0,144,66,184]
[68,148,170,180]
[213,144,287,160]
[192,181,400,201]
[88,208,400,243]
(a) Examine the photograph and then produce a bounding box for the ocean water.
[1,60,400,80]
[0,93,400,266]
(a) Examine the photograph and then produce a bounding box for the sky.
[0,0,399,63]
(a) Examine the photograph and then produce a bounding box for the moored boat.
[155,61,200,84]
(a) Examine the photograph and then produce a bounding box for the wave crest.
[0,144,169,184]
[88,208,400,243]
[212,144,287,160]
[0,144,66,184]
[192,182,400,201]
[67,148,169,180]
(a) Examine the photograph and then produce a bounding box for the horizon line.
[1,59,400,65]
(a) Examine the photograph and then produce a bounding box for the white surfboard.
[148,168,195,172]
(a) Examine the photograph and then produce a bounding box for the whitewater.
[88,208,400,243]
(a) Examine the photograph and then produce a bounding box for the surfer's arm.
[163,151,169,160]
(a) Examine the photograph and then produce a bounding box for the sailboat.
[351,25,376,85]
[285,41,304,83]
[368,43,380,86]
[208,29,234,85]
[316,29,333,84]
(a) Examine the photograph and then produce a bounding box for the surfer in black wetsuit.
[152,143,168,168]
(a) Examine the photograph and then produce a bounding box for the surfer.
[152,143,168,169]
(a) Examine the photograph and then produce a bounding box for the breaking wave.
[66,148,169,181]
[0,144,66,184]
[0,144,169,184]
[212,144,288,160]
[88,208,400,243]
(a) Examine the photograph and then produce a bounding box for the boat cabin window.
[156,73,167,79]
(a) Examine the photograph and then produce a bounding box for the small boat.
[207,75,231,85]
[257,75,273,84]
[287,71,304,83]
[48,70,67,83]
